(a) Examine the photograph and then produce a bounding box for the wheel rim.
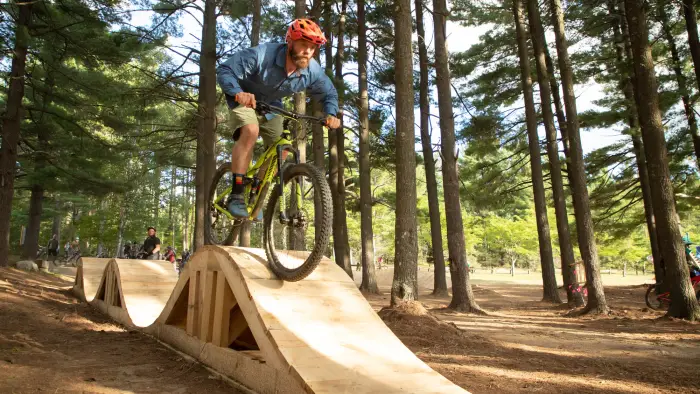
[267,171,322,271]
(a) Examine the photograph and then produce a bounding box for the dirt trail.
[0,268,242,394]
[366,281,700,394]
[2,266,699,393]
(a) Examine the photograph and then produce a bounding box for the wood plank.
[212,271,237,347]
[227,306,249,346]
[186,269,200,337]
[198,270,216,342]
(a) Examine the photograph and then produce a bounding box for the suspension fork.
[276,144,299,223]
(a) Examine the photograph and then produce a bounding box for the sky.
[129,0,625,156]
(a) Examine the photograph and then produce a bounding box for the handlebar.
[256,101,330,127]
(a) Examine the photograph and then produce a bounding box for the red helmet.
[286,19,327,46]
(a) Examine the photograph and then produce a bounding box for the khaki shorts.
[229,105,283,147]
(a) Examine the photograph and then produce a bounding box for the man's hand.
[325,115,341,129]
[235,92,256,109]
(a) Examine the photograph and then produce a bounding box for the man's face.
[148,229,155,237]
[289,40,317,69]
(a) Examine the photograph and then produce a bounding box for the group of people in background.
[42,226,190,274]
[122,227,190,275]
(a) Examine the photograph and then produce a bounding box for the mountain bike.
[206,102,333,282]
[645,274,700,310]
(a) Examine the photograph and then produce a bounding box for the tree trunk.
[416,0,448,297]
[0,3,32,267]
[328,0,352,276]
[183,169,190,252]
[153,166,161,223]
[52,198,61,246]
[682,0,700,97]
[116,204,125,258]
[97,199,107,256]
[284,0,308,250]
[433,0,482,312]
[658,2,700,168]
[546,48,585,306]
[544,49,572,164]
[611,0,663,285]
[169,166,176,247]
[516,0,562,304]
[545,0,609,313]
[357,0,379,293]
[624,0,700,320]
[193,0,218,251]
[391,0,419,306]
[251,0,262,47]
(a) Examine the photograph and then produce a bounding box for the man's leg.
[228,107,261,218]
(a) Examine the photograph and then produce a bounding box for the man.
[47,234,59,262]
[143,227,161,260]
[216,18,340,219]
[123,242,131,259]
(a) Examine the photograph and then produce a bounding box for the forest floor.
[360,268,700,394]
[1,266,699,393]
[0,267,242,394]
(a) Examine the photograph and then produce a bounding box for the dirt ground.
[0,268,242,394]
[1,266,699,394]
[363,269,700,394]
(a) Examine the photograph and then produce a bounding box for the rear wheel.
[645,285,669,311]
[206,162,240,246]
[263,163,332,281]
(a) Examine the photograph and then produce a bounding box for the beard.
[290,48,311,69]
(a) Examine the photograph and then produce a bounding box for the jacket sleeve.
[216,47,260,97]
[308,71,339,116]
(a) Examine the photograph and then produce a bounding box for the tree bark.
[545,0,609,313]
[416,0,448,297]
[624,0,700,320]
[97,199,107,256]
[357,0,379,293]
[392,0,418,306]
[544,48,570,160]
[193,0,218,251]
[658,2,700,168]
[284,0,308,250]
[328,0,352,276]
[183,169,190,252]
[52,198,61,246]
[433,0,482,312]
[608,0,663,286]
[682,0,700,98]
[0,3,32,267]
[116,204,125,258]
[516,0,562,304]
[239,1,263,248]
[251,0,262,47]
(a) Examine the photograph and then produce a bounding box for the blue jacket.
[217,43,339,116]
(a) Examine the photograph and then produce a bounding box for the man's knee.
[237,124,260,142]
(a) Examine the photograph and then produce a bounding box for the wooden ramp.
[72,246,468,394]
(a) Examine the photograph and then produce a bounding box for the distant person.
[123,242,131,259]
[64,241,70,256]
[143,227,161,260]
[47,234,59,262]
[164,246,176,264]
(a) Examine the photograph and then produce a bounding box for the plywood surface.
[74,258,111,302]
[209,246,467,394]
[112,259,179,327]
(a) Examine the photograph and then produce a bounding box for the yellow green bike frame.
[211,131,301,222]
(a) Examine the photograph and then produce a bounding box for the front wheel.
[263,163,332,281]
[645,284,669,311]
[206,162,240,246]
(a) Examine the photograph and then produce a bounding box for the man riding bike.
[216,18,340,220]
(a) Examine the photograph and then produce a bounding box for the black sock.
[231,173,245,195]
